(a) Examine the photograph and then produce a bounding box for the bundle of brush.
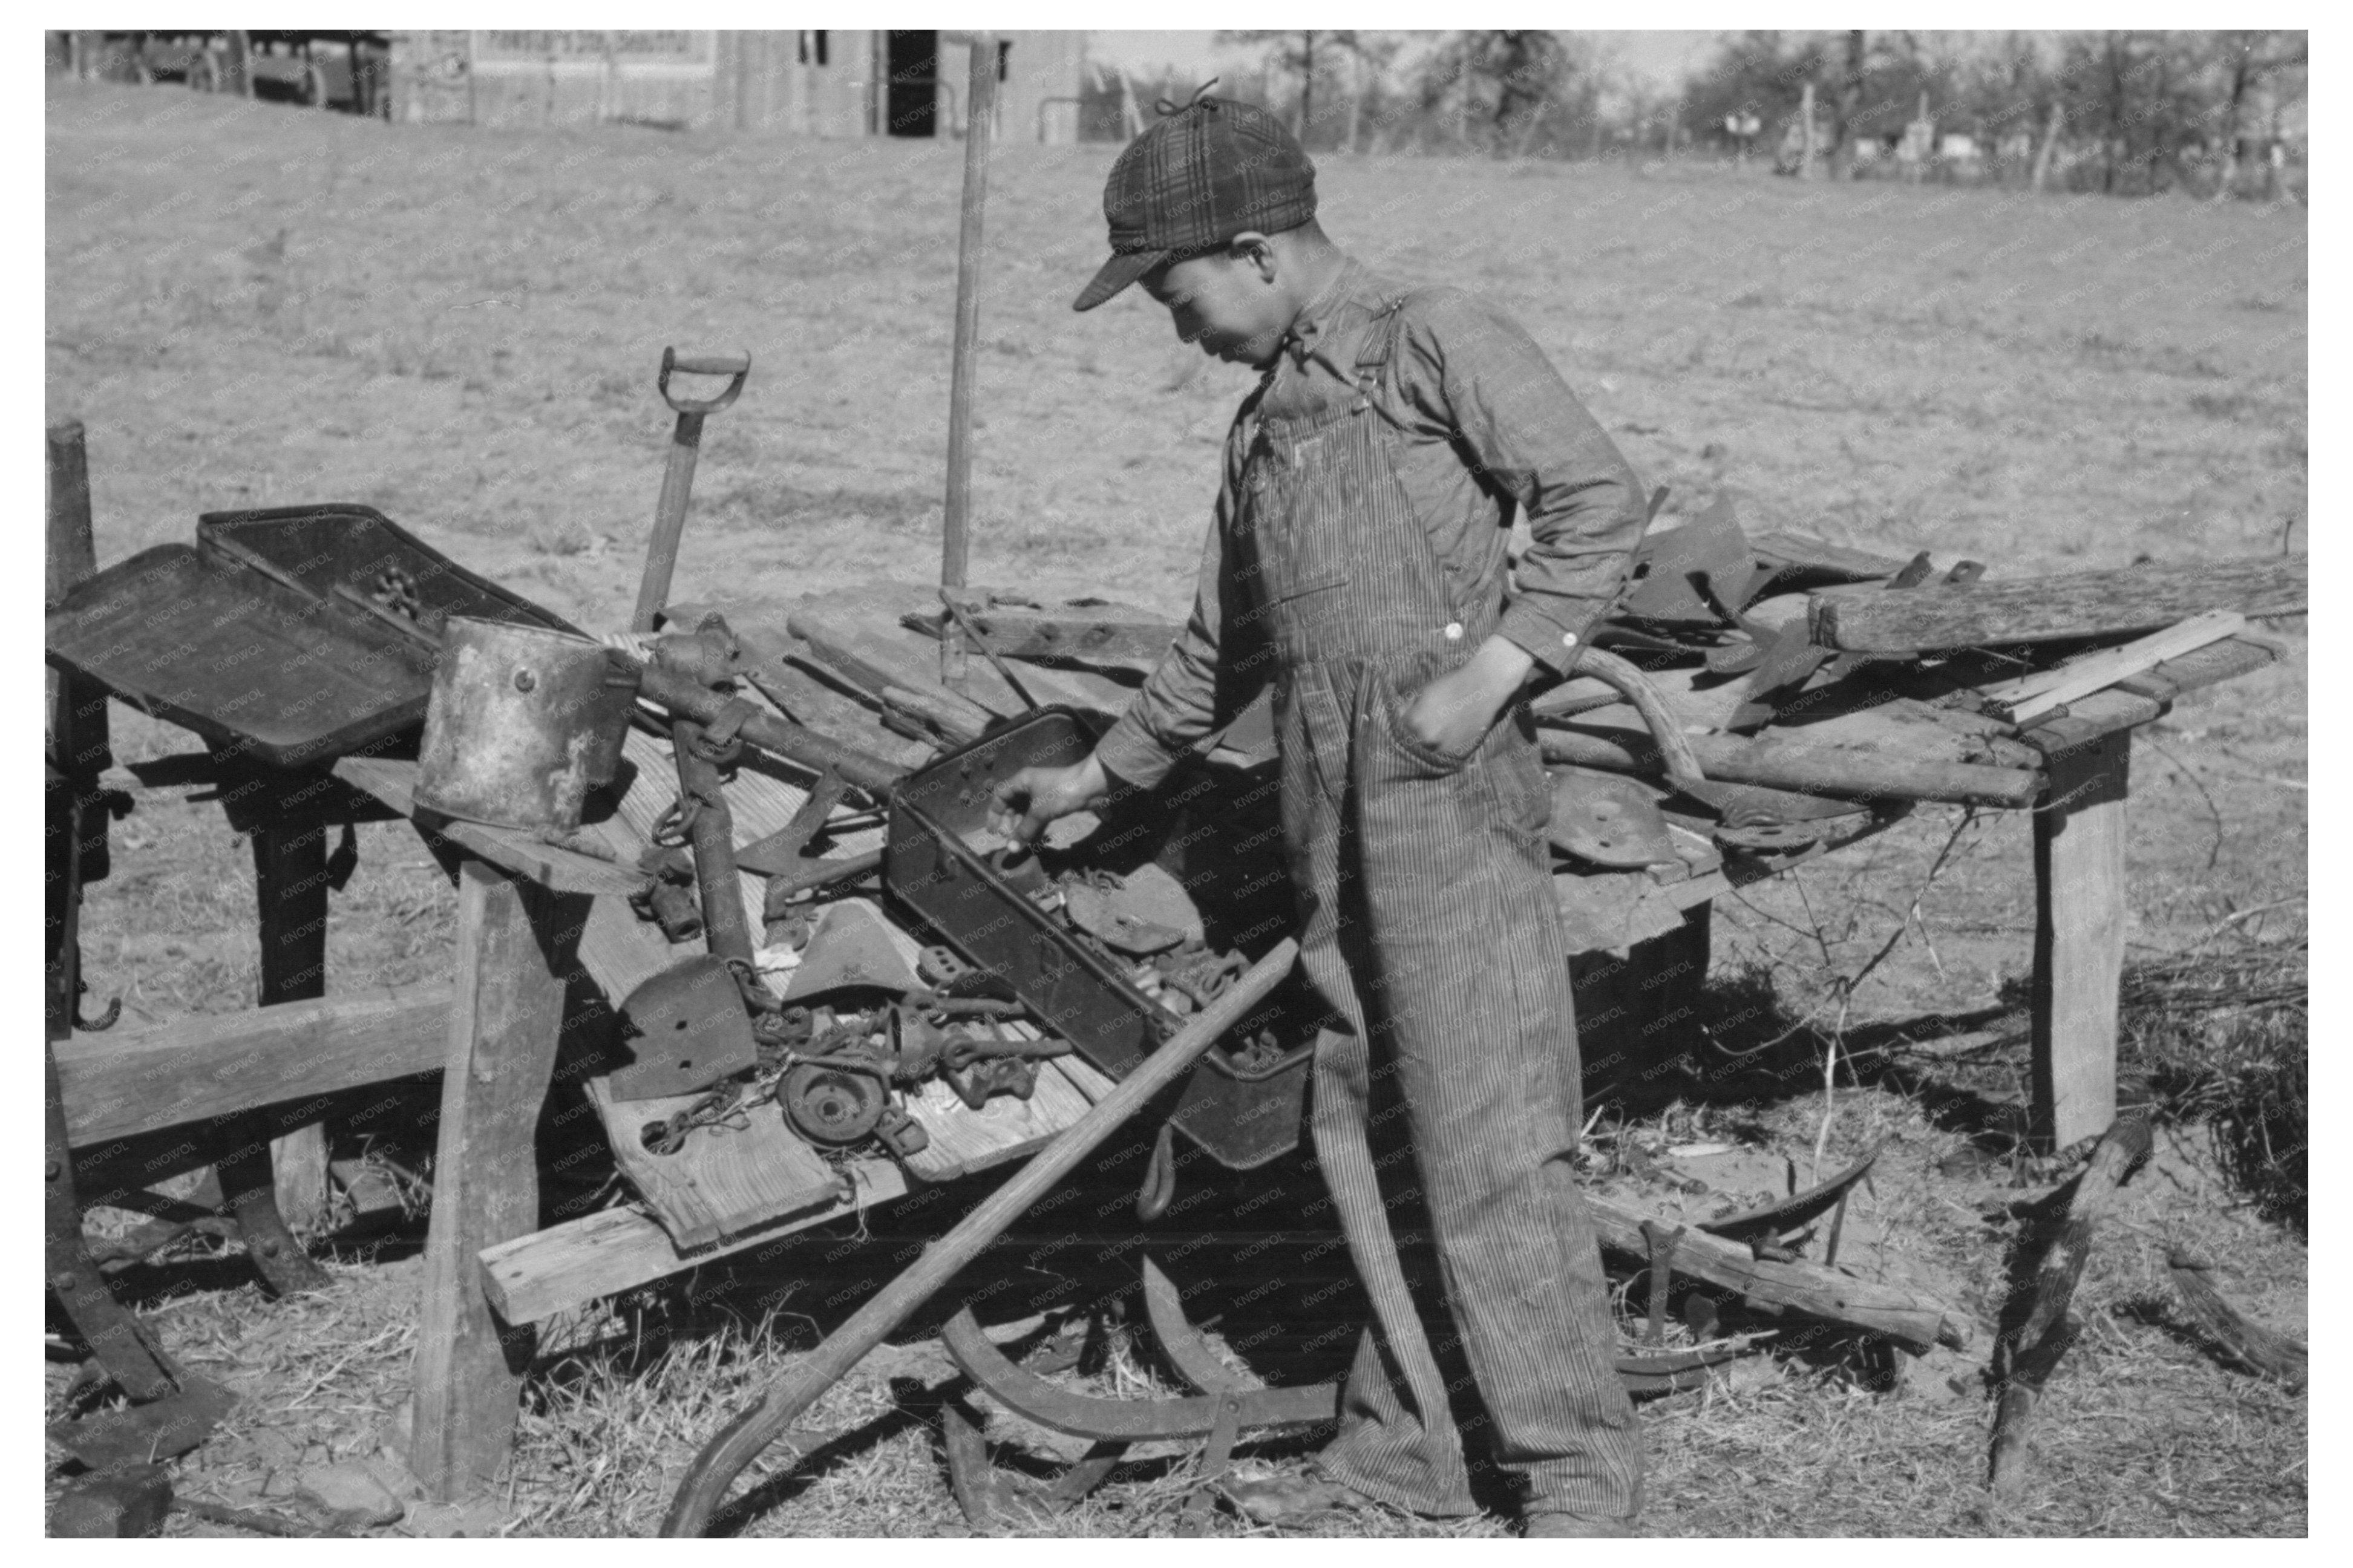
[2118,923,2306,1230]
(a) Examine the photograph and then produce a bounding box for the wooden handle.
[1573,647,1707,784]
[660,935,1300,1536]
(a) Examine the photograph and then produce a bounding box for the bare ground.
[45,79,2306,1538]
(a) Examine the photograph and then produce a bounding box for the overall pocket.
[1369,665,1485,779]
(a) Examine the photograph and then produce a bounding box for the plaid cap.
[1073,92,1317,312]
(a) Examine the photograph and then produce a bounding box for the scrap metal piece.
[1641,1221,1685,1347]
[1622,495,1753,625]
[1142,1256,1255,1396]
[1064,863,1203,956]
[1698,1138,1887,1246]
[941,1308,1340,1440]
[1549,768,1681,868]
[781,1062,886,1145]
[612,955,759,1102]
[45,1374,236,1472]
[782,900,925,1002]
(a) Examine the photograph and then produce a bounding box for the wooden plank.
[409,860,583,1503]
[55,987,447,1146]
[1983,611,2244,723]
[253,820,333,1230]
[1537,724,2043,808]
[582,1074,845,1253]
[1586,1191,1969,1352]
[2112,632,2280,704]
[2016,688,2165,756]
[479,1158,911,1325]
[895,1048,1114,1184]
[787,581,1139,724]
[332,756,647,896]
[1810,556,2305,653]
[907,595,1180,671]
[2029,730,2129,1152]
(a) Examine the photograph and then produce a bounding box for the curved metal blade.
[942,1308,1337,1442]
[1699,1138,1887,1243]
[1141,1256,1254,1396]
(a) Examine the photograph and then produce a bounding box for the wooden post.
[2031,100,2063,192]
[408,860,581,1502]
[48,422,110,1041]
[1799,81,1817,177]
[2029,730,2129,1150]
[254,822,334,1230]
[938,33,998,688]
[225,30,252,97]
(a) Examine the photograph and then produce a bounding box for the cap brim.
[1073,248,1167,312]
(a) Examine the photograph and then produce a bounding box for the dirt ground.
[45,79,2306,1538]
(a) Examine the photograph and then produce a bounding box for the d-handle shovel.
[631,347,751,634]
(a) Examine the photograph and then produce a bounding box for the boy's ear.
[1227,231,1277,283]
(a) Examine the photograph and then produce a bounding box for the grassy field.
[46,78,2306,1538]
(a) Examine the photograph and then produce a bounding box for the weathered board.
[479,1158,914,1325]
[898,1045,1118,1184]
[55,987,446,1146]
[1809,556,2305,653]
[333,756,646,897]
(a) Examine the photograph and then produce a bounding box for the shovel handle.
[658,346,750,414]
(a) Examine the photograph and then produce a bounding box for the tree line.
[1183,30,2305,200]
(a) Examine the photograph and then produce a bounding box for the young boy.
[988,92,1649,1537]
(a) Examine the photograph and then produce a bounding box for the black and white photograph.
[41,18,2309,1540]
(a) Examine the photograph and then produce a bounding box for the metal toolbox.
[883,708,1314,1169]
[44,503,576,768]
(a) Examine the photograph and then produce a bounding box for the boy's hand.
[1401,636,1536,758]
[987,755,1111,844]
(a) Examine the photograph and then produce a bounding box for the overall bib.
[1236,294,1643,1520]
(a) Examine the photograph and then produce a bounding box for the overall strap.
[1349,292,1418,414]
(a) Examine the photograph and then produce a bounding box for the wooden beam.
[56,987,447,1147]
[1809,556,2305,653]
[254,820,333,1230]
[409,861,584,1503]
[1586,1192,1971,1353]
[480,1160,911,1325]
[1538,727,2043,808]
[2029,730,2130,1151]
[1984,611,2245,724]
[333,756,647,897]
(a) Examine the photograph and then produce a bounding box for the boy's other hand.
[987,755,1111,844]
[1402,636,1537,758]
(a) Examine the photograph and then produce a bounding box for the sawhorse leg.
[254,819,333,1229]
[409,857,585,1503]
[2031,729,2129,1150]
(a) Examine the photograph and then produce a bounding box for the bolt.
[53,1270,80,1292]
[256,1236,280,1257]
[514,669,537,693]
[46,1158,62,1181]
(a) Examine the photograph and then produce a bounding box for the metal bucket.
[416,617,629,830]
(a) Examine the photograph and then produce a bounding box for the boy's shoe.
[1520,1510,1637,1538]
[1219,1468,1377,1526]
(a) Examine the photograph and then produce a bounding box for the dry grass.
[45,76,2303,1538]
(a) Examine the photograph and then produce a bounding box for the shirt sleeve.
[1091,408,1261,791]
[1392,291,1646,676]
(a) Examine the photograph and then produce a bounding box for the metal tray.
[44,505,576,769]
[884,708,1312,1170]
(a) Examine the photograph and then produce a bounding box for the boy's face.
[1141,243,1292,370]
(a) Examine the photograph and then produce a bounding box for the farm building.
[387,30,1095,142]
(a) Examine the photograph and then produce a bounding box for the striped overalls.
[1239,292,1644,1520]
